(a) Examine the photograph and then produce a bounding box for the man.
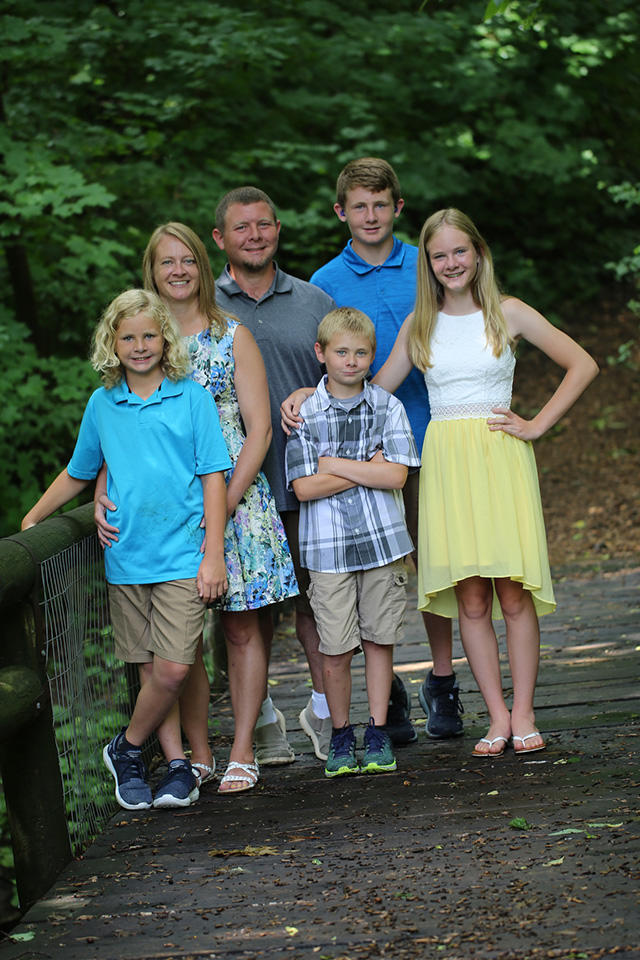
[309,158,464,740]
[212,186,336,763]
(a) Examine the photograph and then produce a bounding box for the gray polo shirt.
[215,263,336,511]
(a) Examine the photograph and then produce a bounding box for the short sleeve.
[285,407,320,490]
[67,393,104,480]
[380,395,421,467]
[190,383,232,475]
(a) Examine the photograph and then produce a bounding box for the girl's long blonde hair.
[142,222,228,337]
[91,289,191,388]
[408,208,511,371]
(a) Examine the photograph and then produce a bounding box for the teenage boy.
[309,158,464,740]
[285,308,420,777]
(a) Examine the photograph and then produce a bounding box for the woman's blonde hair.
[408,208,511,370]
[91,289,191,388]
[142,222,228,336]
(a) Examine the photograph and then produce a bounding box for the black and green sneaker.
[325,724,359,778]
[361,718,397,774]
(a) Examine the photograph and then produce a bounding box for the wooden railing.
[0,506,99,910]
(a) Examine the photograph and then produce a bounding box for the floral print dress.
[185,320,298,611]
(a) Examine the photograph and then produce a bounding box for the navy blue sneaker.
[385,673,417,745]
[419,671,464,739]
[361,718,397,774]
[325,724,359,778]
[153,759,200,809]
[103,730,152,810]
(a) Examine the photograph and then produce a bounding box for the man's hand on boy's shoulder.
[280,386,315,435]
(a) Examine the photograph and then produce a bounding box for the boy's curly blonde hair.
[91,289,191,388]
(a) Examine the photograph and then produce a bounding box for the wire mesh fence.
[40,534,128,854]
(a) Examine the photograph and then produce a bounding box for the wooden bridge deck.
[1,565,639,960]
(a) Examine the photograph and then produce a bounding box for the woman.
[98,223,298,795]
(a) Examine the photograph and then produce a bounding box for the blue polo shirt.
[311,237,431,450]
[67,377,231,585]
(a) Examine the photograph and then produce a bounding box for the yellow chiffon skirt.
[417,418,555,619]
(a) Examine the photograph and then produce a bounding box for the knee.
[154,660,190,693]
[223,618,258,649]
[457,588,492,622]
[497,582,530,620]
[323,651,353,676]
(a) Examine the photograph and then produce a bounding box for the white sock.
[311,690,330,719]
[255,695,278,728]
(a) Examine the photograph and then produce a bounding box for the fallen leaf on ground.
[208,844,279,858]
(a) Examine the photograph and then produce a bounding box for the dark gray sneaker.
[385,673,417,745]
[103,729,152,810]
[419,671,464,739]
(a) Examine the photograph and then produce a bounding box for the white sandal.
[217,760,259,794]
[472,735,508,758]
[512,732,546,755]
[191,759,216,786]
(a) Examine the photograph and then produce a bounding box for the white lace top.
[425,310,515,421]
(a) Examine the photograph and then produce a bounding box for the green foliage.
[1,0,638,533]
[604,181,640,366]
[0,312,99,535]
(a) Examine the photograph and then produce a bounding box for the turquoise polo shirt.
[67,377,231,585]
[311,237,431,450]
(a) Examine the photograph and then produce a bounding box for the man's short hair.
[214,186,278,233]
[317,307,376,353]
[335,157,401,209]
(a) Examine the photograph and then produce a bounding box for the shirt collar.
[315,374,376,411]
[216,262,293,301]
[111,377,184,405]
[342,236,405,275]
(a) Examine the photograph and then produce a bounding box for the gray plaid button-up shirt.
[285,377,420,573]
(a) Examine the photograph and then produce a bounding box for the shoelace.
[332,727,355,757]
[117,750,147,780]
[435,689,464,717]
[364,722,386,751]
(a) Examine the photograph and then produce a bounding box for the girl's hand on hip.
[487,407,541,442]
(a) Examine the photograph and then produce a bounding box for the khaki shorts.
[307,560,408,656]
[280,509,313,617]
[108,579,205,665]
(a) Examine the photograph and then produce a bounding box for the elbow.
[291,481,309,502]
[589,356,599,383]
[392,467,409,490]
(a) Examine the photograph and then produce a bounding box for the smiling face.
[315,331,374,398]
[212,201,281,274]
[427,224,479,295]
[335,186,403,259]
[152,234,200,305]
[115,311,164,387]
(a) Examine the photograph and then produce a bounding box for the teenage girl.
[373,208,598,757]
